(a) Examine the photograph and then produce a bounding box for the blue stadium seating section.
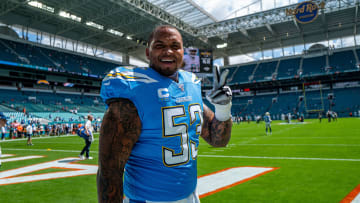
[302,55,327,76]
[0,85,359,122]
[277,58,300,79]
[0,36,359,82]
[331,87,360,116]
[253,61,277,82]
[0,38,120,76]
[226,48,359,84]
[224,66,237,80]
[231,87,360,119]
[0,89,105,113]
[0,39,22,63]
[329,50,358,72]
[230,64,256,84]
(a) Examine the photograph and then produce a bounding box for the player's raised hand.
[206,65,232,105]
[206,65,232,121]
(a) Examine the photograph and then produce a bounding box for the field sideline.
[0,117,360,202]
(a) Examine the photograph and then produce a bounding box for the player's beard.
[150,63,179,77]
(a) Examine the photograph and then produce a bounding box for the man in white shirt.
[79,115,94,160]
[1,124,6,140]
[26,124,33,146]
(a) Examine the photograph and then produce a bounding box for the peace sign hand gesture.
[206,65,232,121]
[206,65,232,105]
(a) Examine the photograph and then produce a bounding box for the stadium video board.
[183,48,213,74]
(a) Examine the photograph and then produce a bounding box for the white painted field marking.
[4,148,360,162]
[0,158,277,199]
[353,195,360,203]
[0,157,97,185]
[1,155,44,163]
[1,154,15,158]
[3,148,97,153]
[0,134,77,142]
[0,156,278,196]
[341,184,360,203]
[277,122,311,125]
[197,167,278,198]
[199,155,360,162]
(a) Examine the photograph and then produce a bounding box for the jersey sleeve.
[100,67,134,106]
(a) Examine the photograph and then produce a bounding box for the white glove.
[206,65,232,121]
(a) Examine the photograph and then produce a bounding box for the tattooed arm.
[97,99,141,203]
[200,104,232,147]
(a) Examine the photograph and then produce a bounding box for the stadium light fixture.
[59,11,81,22]
[85,21,104,30]
[126,36,133,40]
[107,29,124,37]
[216,43,227,49]
[28,1,54,13]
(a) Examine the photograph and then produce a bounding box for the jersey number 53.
[161,104,202,167]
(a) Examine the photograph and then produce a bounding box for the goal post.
[302,81,324,116]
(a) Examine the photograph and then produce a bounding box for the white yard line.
[0,134,77,142]
[0,135,98,143]
[3,148,359,162]
[2,148,99,154]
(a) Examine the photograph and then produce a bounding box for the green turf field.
[1,118,360,202]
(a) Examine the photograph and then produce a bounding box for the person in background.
[1,122,6,140]
[79,115,94,160]
[264,112,272,135]
[332,111,338,122]
[26,123,33,146]
[287,112,292,123]
[0,112,8,167]
[17,124,23,138]
[32,123,37,137]
[327,110,332,122]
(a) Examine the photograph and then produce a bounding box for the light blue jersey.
[101,67,203,201]
[263,115,271,124]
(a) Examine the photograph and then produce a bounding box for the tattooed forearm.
[201,104,232,147]
[97,99,141,203]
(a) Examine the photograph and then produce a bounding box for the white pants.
[123,189,200,203]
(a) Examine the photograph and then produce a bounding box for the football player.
[183,48,200,73]
[97,25,233,202]
[264,112,272,135]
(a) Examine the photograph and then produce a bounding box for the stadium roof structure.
[0,0,359,63]
[147,0,218,27]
